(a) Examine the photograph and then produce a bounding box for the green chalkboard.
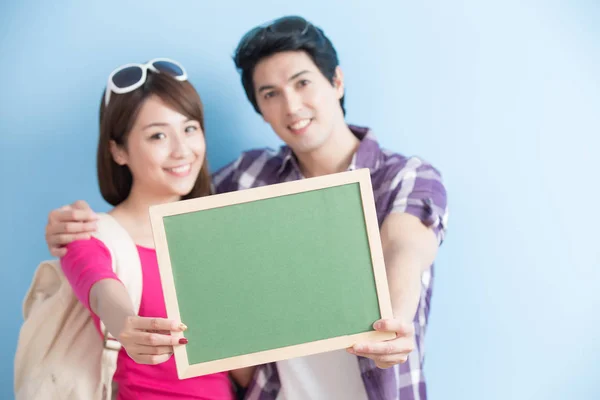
[150,169,393,378]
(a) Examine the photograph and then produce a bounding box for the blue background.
[1,1,599,399]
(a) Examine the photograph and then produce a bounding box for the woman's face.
[111,95,205,203]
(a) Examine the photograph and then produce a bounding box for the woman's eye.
[185,125,198,134]
[150,132,166,140]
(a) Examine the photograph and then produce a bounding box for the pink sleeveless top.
[61,237,234,400]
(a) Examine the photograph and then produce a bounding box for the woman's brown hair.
[97,72,211,206]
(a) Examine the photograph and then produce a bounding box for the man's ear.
[333,66,345,99]
[109,140,127,166]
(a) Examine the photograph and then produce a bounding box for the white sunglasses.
[104,58,188,106]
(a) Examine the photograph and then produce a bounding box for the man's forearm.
[385,247,427,322]
[380,213,439,323]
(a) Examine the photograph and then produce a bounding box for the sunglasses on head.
[104,58,188,106]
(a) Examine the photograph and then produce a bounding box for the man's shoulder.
[216,147,285,175]
[240,147,285,166]
[211,147,286,192]
[351,124,443,179]
[376,147,444,182]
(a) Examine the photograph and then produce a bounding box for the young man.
[44,16,448,400]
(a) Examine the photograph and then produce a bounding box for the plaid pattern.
[213,125,448,400]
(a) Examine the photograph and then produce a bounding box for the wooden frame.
[149,168,394,379]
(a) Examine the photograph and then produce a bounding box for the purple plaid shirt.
[212,125,448,400]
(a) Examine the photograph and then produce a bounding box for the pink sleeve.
[60,237,121,311]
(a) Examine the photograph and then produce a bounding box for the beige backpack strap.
[91,213,143,399]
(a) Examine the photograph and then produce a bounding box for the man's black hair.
[233,16,345,115]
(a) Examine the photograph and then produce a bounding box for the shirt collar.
[276,124,383,176]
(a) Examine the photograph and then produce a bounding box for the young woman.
[60,59,237,399]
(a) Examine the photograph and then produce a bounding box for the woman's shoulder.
[62,236,112,265]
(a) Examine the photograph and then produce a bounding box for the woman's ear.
[109,140,128,166]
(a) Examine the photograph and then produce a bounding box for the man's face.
[252,51,345,155]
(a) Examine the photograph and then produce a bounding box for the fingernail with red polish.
[179,338,188,344]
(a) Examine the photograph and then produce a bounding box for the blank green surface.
[163,183,381,365]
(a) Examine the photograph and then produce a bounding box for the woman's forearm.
[89,279,137,338]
